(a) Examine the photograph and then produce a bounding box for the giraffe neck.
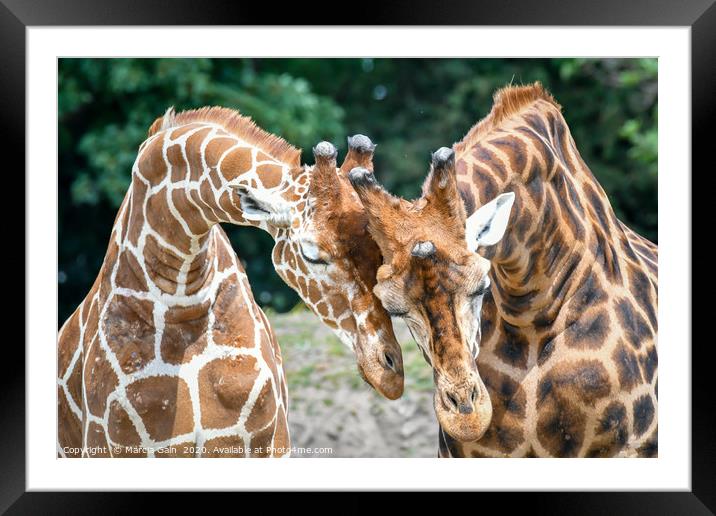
[459,101,631,331]
[119,181,214,299]
[123,121,356,344]
[121,122,305,300]
[446,87,658,458]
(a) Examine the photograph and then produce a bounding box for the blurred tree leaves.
[58,58,657,323]
[59,58,346,207]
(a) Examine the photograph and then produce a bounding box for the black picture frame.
[4,0,712,512]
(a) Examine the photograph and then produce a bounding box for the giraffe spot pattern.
[65,358,83,414]
[198,354,260,429]
[637,429,658,457]
[249,418,280,457]
[103,295,155,374]
[145,187,193,255]
[564,309,610,350]
[59,116,317,457]
[245,377,278,434]
[107,400,143,454]
[570,271,607,309]
[450,88,658,457]
[458,181,476,215]
[115,250,149,292]
[632,395,655,437]
[86,422,111,457]
[585,401,628,457]
[160,301,210,364]
[538,359,611,408]
[256,163,283,189]
[84,344,119,417]
[479,294,497,344]
[612,342,643,392]
[496,321,529,369]
[640,345,658,383]
[126,375,194,441]
[479,364,527,454]
[629,266,658,329]
[614,298,652,349]
[172,189,212,235]
[211,281,258,348]
[272,406,290,455]
[57,315,80,377]
[537,333,557,366]
[141,235,179,295]
[57,388,82,456]
[490,137,527,175]
[536,394,587,458]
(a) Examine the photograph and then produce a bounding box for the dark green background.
[58,58,657,323]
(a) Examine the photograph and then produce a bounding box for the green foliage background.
[58,58,657,323]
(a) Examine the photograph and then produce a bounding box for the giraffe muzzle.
[434,373,492,442]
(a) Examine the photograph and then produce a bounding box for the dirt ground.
[268,308,438,458]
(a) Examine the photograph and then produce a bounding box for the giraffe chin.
[357,363,404,400]
[434,384,493,443]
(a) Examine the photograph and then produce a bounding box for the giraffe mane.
[454,82,562,153]
[148,105,302,168]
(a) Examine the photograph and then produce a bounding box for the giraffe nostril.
[383,352,395,371]
[446,392,459,411]
[471,386,478,403]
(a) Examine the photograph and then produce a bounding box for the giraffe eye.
[468,287,487,298]
[300,251,329,266]
[468,277,490,298]
[299,240,329,266]
[384,299,410,317]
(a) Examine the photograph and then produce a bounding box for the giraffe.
[349,82,658,458]
[57,106,404,457]
[348,156,514,444]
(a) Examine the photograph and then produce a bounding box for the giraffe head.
[218,130,404,399]
[348,147,514,439]
[145,108,403,398]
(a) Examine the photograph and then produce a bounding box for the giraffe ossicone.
[313,140,338,159]
[57,107,403,458]
[346,134,376,154]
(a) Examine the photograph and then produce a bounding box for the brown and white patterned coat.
[57,108,403,458]
[350,83,657,458]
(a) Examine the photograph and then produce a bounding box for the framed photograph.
[6,0,712,512]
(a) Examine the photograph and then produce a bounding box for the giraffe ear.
[232,183,292,227]
[465,192,515,251]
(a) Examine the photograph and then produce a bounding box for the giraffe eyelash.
[468,288,486,298]
[468,283,490,298]
[300,250,329,266]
